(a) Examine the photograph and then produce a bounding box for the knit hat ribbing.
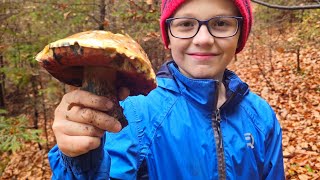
[160,0,253,54]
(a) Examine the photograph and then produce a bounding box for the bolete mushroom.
[35,30,157,128]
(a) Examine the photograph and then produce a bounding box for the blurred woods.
[0,0,164,149]
[0,0,164,177]
[0,0,319,179]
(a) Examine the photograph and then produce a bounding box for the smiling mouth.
[187,53,219,60]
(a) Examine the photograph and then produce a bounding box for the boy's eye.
[179,21,195,27]
[217,21,228,26]
[211,19,230,27]
[172,19,196,28]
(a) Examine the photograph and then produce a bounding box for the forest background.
[0,0,319,179]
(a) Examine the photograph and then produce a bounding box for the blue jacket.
[49,61,285,179]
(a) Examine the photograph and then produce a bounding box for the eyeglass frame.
[165,16,243,39]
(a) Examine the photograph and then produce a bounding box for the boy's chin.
[184,71,222,80]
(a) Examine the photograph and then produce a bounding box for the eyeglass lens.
[169,17,239,38]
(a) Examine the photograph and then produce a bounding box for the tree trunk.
[38,76,49,151]
[297,47,301,72]
[99,0,106,30]
[0,54,5,109]
[31,76,42,150]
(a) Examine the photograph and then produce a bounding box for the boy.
[49,0,285,179]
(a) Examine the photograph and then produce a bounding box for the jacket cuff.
[60,136,107,175]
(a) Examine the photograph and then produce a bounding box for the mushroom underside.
[40,45,156,95]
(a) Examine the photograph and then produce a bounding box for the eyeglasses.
[166,16,243,39]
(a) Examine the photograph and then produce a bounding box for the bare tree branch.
[251,0,320,10]
[87,14,100,24]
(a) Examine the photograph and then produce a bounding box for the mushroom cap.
[36,30,157,95]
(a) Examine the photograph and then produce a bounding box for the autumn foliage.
[0,0,319,179]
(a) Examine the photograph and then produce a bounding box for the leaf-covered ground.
[229,43,320,179]
[1,41,319,180]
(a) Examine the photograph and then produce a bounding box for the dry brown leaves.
[0,143,51,180]
[229,40,320,179]
[0,115,55,180]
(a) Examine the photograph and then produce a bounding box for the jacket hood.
[156,61,249,112]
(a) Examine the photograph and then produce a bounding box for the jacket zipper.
[212,109,226,180]
[212,82,235,180]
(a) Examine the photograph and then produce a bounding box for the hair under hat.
[160,0,253,54]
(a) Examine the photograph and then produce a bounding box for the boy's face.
[168,0,240,81]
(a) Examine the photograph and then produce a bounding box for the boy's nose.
[192,25,214,46]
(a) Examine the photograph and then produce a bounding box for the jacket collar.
[156,61,249,112]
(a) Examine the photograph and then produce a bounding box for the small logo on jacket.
[244,133,254,149]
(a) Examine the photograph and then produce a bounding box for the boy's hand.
[53,89,128,157]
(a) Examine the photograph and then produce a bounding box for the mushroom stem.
[81,66,128,128]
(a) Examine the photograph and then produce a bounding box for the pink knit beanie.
[160,0,253,54]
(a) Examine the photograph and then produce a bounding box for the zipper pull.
[215,109,223,149]
[215,108,221,123]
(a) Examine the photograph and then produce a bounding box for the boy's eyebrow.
[172,13,196,18]
[173,13,239,18]
[173,11,239,18]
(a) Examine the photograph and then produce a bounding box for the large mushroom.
[36,30,157,128]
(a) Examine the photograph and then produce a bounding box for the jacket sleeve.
[48,136,111,180]
[263,112,285,180]
[48,97,146,180]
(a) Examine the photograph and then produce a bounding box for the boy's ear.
[237,32,242,49]
[167,28,171,49]
[235,39,241,51]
